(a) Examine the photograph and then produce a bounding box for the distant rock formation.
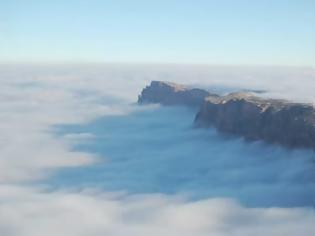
[138,81,214,107]
[138,81,315,149]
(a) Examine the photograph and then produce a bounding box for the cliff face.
[196,94,315,149]
[138,81,315,149]
[138,81,215,107]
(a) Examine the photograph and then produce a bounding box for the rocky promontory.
[138,81,215,107]
[138,81,315,149]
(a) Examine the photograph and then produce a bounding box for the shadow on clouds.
[52,106,315,208]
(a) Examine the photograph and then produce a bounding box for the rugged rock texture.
[138,81,215,107]
[196,93,315,149]
[138,81,315,149]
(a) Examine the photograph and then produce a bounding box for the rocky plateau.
[138,81,315,149]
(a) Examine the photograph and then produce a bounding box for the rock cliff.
[138,81,215,107]
[138,81,315,149]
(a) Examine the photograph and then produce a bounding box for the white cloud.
[0,64,146,183]
[0,64,314,235]
[0,186,314,236]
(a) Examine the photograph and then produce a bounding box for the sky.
[1,0,315,66]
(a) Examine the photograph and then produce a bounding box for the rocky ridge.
[138,81,315,149]
[138,81,215,107]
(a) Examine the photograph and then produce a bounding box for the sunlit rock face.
[138,81,214,107]
[139,81,315,149]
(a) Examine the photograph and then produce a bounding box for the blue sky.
[1,0,314,65]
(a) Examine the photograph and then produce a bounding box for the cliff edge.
[138,81,315,149]
[138,81,215,107]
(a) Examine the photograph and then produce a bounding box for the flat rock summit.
[138,81,315,150]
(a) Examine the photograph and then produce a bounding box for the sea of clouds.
[0,64,315,236]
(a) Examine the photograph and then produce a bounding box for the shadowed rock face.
[138,81,315,149]
[196,95,315,149]
[138,81,215,107]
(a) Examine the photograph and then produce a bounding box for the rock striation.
[138,81,315,149]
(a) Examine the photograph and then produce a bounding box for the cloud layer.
[0,64,314,235]
[0,185,314,236]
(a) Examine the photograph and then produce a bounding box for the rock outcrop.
[138,81,215,107]
[138,81,315,149]
[196,93,315,149]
